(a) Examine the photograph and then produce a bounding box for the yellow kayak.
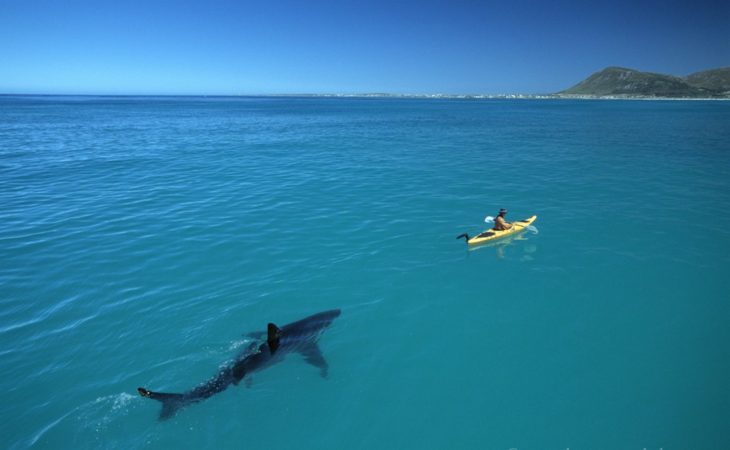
[457,215,537,246]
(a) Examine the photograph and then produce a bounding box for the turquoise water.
[1,96,729,449]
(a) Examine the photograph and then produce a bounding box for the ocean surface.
[1,96,729,449]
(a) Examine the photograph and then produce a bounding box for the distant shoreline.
[1,93,729,101]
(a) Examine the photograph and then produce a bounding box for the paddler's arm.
[495,216,512,230]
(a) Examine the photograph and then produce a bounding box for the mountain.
[684,67,730,95]
[559,66,730,98]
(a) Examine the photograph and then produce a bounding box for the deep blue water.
[1,96,729,449]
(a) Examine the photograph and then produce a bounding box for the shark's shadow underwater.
[137,309,341,420]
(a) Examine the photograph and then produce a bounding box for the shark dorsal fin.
[267,323,281,354]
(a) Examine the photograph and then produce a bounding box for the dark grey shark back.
[137,309,340,420]
[278,309,341,349]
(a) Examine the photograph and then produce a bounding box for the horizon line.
[0,92,551,97]
[3,93,728,101]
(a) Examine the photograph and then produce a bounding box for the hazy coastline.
[2,92,728,100]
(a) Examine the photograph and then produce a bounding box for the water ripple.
[1,97,729,449]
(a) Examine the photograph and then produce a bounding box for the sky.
[0,0,728,95]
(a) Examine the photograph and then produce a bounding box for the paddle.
[485,215,538,233]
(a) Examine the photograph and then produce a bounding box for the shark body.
[137,309,341,419]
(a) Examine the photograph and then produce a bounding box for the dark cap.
[499,208,508,214]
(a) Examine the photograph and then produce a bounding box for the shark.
[137,309,341,420]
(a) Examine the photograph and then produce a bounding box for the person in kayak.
[493,208,512,231]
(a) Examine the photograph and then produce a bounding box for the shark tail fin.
[137,387,186,420]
